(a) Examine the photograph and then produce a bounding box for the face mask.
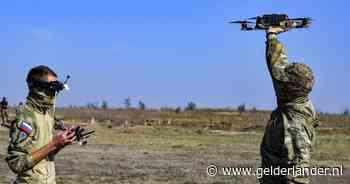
[27,76,70,111]
[28,76,70,97]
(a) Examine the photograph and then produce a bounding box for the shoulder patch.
[19,121,33,135]
[17,132,29,143]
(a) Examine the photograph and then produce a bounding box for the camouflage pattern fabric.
[1,108,9,125]
[6,94,56,184]
[260,34,319,184]
[0,98,8,109]
[1,99,9,125]
[265,34,315,105]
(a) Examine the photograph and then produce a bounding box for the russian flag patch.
[19,121,33,135]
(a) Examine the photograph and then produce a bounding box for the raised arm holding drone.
[231,15,320,184]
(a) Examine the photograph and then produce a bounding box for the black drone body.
[229,14,312,31]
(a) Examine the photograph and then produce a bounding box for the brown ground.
[0,122,349,184]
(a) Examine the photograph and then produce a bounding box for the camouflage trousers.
[1,109,8,125]
[260,110,315,184]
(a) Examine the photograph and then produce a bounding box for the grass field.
[0,108,349,183]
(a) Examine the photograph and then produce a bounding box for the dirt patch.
[0,125,349,184]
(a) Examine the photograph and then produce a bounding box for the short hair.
[26,65,57,83]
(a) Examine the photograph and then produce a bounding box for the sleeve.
[265,34,290,82]
[5,119,37,173]
[284,117,312,168]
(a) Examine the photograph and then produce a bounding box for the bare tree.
[123,98,131,109]
[175,106,181,114]
[139,101,146,111]
[251,106,257,113]
[101,100,109,110]
[237,103,246,115]
[86,102,98,109]
[185,101,196,111]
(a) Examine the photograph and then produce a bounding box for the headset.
[28,75,70,95]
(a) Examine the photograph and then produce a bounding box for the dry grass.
[0,108,349,184]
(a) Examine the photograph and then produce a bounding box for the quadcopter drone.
[229,14,312,31]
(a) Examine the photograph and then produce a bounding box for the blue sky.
[0,0,349,112]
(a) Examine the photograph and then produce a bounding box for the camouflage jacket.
[1,100,8,109]
[5,100,56,184]
[263,34,319,166]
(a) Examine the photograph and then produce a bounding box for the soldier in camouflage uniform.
[1,96,9,126]
[6,66,76,184]
[260,27,319,184]
[16,102,24,117]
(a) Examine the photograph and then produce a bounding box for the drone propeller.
[289,17,313,21]
[228,20,254,24]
